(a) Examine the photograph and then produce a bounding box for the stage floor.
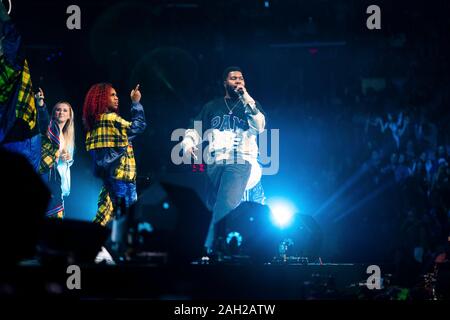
[2,262,373,299]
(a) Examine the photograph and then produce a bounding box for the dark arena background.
[1,0,449,308]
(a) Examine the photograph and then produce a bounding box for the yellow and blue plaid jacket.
[39,120,60,174]
[86,112,137,182]
[0,22,37,142]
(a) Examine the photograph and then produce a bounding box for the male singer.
[181,66,266,256]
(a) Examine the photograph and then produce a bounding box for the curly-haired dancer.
[83,83,146,226]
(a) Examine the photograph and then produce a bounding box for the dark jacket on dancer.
[38,104,74,218]
[0,17,40,170]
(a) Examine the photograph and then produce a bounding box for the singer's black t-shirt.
[189,97,265,133]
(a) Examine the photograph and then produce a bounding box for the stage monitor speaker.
[135,181,211,264]
[225,202,276,262]
[225,202,323,263]
[37,219,109,265]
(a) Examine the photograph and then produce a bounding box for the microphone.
[234,87,244,100]
[235,87,257,113]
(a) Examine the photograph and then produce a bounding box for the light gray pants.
[204,161,251,252]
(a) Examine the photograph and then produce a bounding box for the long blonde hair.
[52,101,75,155]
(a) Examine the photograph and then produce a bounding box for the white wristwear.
[242,92,258,114]
[242,92,255,105]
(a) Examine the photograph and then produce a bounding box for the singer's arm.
[246,102,265,134]
[238,89,265,134]
[181,103,209,159]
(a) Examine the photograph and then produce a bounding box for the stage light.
[225,231,243,256]
[137,222,153,233]
[226,231,243,247]
[267,199,296,228]
[162,202,170,210]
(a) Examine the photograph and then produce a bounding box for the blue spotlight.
[267,199,296,228]
[162,202,170,210]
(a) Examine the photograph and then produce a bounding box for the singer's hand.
[34,88,45,107]
[235,85,256,109]
[234,84,247,96]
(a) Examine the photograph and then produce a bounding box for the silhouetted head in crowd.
[390,153,398,165]
[406,140,415,154]
[387,113,393,122]
[0,148,50,266]
[371,150,381,165]
[416,161,424,173]
[436,162,449,184]
[427,151,436,161]
[419,152,427,162]
[438,145,446,158]
[438,158,448,167]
